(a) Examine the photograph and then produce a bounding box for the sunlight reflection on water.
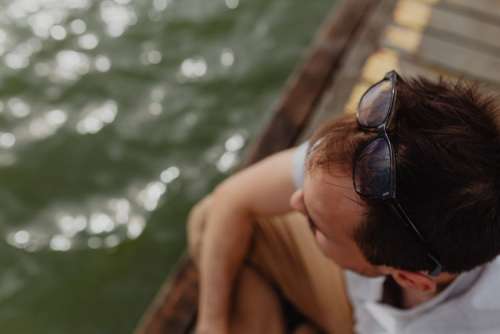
[0,0,276,256]
[0,0,331,332]
[5,164,183,252]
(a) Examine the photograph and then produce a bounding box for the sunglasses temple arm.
[428,254,443,277]
[391,200,426,241]
[390,200,443,277]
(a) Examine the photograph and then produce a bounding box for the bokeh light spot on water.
[94,55,112,72]
[216,133,246,172]
[88,213,115,234]
[137,181,166,212]
[78,33,99,50]
[54,50,90,81]
[69,18,87,35]
[160,166,180,184]
[127,216,146,240]
[225,0,240,10]
[153,0,170,11]
[57,215,87,238]
[5,52,30,70]
[76,100,118,135]
[179,57,207,79]
[225,133,245,152]
[0,133,16,149]
[47,109,68,126]
[147,50,162,64]
[141,48,163,65]
[217,151,237,172]
[148,102,163,115]
[24,0,83,40]
[6,229,42,251]
[13,230,30,247]
[30,119,54,139]
[7,97,31,118]
[104,234,120,248]
[29,109,68,139]
[49,25,67,40]
[49,235,72,252]
[4,37,42,70]
[109,198,131,225]
[99,0,137,37]
[220,48,235,67]
[4,187,157,252]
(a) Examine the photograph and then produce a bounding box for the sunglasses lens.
[354,137,392,198]
[358,79,393,128]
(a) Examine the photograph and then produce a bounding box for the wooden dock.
[135,0,500,333]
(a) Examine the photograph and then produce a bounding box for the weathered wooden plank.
[447,0,500,17]
[394,0,500,51]
[382,24,500,86]
[303,0,399,139]
[344,47,500,118]
[343,48,459,113]
[135,257,199,334]
[361,48,458,81]
[418,0,500,22]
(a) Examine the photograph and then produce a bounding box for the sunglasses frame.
[353,70,443,277]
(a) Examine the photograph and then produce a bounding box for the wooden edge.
[303,0,398,138]
[135,256,199,334]
[243,0,379,163]
[134,0,381,333]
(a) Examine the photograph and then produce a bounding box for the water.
[0,0,332,332]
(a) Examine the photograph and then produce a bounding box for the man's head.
[290,75,500,292]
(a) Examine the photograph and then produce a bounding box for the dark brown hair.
[308,76,500,273]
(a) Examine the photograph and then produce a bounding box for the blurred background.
[0,0,332,332]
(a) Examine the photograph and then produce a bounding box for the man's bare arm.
[194,146,299,333]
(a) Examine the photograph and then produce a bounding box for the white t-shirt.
[292,141,500,334]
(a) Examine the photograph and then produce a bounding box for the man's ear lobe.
[390,269,437,293]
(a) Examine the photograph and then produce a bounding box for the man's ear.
[387,268,437,293]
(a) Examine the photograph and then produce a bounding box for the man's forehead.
[303,169,365,226]
[304,169,352,200]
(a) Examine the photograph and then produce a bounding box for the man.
[188,71,500,333]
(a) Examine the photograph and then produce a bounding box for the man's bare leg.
[188,196,285,333]
[230,265,322,334]
[229,266,285,334]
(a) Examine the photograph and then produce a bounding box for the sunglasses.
[353,70,443,277]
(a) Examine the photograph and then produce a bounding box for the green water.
[0,0,332,333]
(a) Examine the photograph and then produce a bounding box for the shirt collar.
[470,256,500,310]
[345,262,489,332]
